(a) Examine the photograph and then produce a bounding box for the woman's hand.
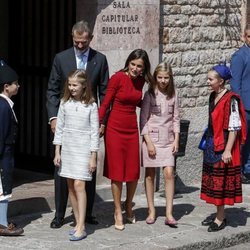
[222,150,232,164]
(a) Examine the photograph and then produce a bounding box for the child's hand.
[147,142,156,158]
[222,150,232,164]
[172,140,179,154]
[89,157,97,173]
[53,154,61,167]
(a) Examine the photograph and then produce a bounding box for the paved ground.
[1,169,250,249]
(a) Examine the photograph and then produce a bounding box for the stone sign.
[77,0,159,74]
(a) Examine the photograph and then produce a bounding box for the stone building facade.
[0,0,248,191]
[160,0,247,186]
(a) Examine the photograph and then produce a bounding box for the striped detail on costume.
[200,161,242,206]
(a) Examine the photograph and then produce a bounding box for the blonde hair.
[150,62,175,99]
[209,69,226,85]
[62,69,95,104]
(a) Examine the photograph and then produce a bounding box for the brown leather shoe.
[0,223,24,236]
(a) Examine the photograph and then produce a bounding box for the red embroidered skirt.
[200,160,242,206]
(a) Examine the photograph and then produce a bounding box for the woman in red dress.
[200,64,247,232]
[99,49,154,230]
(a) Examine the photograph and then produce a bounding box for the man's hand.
[50,119,57,133]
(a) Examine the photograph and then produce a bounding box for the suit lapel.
[68,47,77,70]
[86,48,97,74]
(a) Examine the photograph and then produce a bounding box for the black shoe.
[208,219,226,232]
[85,216,99,225]
[241,174,250,184]
[50,217,64,229]
[201,217,214,226]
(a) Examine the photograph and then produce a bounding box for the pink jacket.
[140,90,180,146]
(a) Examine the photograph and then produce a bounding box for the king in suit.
[46,20,109,228]
[230,25,250,183]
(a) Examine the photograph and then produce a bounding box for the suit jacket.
[46,47,109,119]
[230,44,250,111]
[0,97,18,156]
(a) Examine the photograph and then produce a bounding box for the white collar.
[74,47,90,58]
[0,93,14,108]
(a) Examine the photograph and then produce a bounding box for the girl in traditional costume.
[200,64,247,232]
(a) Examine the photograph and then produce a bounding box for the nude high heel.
[123,201,136,224]
[126,216,136,224]
[114,214,125,231]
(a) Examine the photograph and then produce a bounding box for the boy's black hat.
[0,60,18,85]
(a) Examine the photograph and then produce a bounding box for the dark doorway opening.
[8,0,76,174]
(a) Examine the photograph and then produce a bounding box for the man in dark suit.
[230,25,250,183]
[47,20,109,228]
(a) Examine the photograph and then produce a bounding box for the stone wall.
[160,0,246,186]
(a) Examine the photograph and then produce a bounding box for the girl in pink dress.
[140,62,180,226]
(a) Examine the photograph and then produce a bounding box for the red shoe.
[146,217,156,224]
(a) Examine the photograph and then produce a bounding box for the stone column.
[76,0,160,198]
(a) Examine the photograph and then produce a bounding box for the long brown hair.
[151,62,175,99]
[121,49,155,87]
[62,69,95,104]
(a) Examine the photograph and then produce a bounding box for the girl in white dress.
[53,69,99,241]
[140,62,180,226]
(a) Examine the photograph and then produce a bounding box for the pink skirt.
[141,142,175,167]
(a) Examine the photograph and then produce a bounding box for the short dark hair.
[72,20,93,37]
[244,24,250,33]
[0,81,16,93]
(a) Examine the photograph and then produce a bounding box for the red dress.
[99,71,145,181]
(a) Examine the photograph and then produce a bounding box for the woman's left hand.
[222,150,232,164]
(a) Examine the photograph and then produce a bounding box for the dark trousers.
[242,111,250,175]
[54,169,96,220]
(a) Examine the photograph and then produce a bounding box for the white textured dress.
[53,99,99,181]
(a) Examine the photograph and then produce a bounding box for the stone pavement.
[2,169,250,250]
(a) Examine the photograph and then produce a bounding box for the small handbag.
[203,137,222,164]
[198,128,208,150]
